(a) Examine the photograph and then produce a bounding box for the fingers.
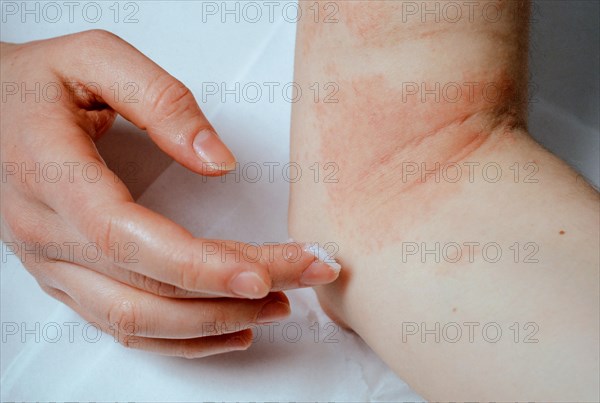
[77,205,340,296]
[45,260,291,339]
[23,212,341,299]
[49,29,235,176]
[41,282,253,358]
[116,330,254,359]
[21,194,340,301]
[13,200,209,298]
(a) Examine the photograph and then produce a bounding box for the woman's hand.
[0,30,340,358]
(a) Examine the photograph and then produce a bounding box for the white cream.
[288,238,342,273]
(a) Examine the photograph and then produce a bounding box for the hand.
[0,30,340,358]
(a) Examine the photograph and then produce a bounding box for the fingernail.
[192,129,237,171]
[300,260,340,286]
[256,295,291,324]
[229,272,270,299]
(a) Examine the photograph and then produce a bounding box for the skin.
[290,1,599,401]
[0,31,340,358]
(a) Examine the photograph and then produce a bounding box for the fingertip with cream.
[287,238,342,286]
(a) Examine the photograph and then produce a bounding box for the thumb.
[50,29,236,176]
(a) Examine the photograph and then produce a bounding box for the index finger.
[48,29,235,176]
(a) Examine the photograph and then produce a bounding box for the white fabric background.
[1,1,598,401]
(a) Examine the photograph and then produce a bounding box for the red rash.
[336,0,522,49]
[312,69,522,247]
[293,1,529,251]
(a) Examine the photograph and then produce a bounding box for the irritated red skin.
[292,1,530,251]
[308,68,522,249]
[303,0,523,50]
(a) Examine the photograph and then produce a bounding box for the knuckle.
[201,305,231,336]
[71,30,127,67]
[87,209,118,260]
[4,220,37,253]
[145,74,196,127]
[210,306,229,332]
[107,298,141,336]
[166,285,195,298]
[4,211,35,245]
[171,244,202,291]
[3,218,49,266]
[127,270,146,290]
[179,262,199,292]
[127,271,170,296]
[150,277,179,297]
[201,318,220,337]
[78,29,122,46]
[142,275,162,295]
[155,281,185,298]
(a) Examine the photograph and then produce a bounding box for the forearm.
[290,1,599,400]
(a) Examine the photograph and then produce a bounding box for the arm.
[289,1,599,400]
